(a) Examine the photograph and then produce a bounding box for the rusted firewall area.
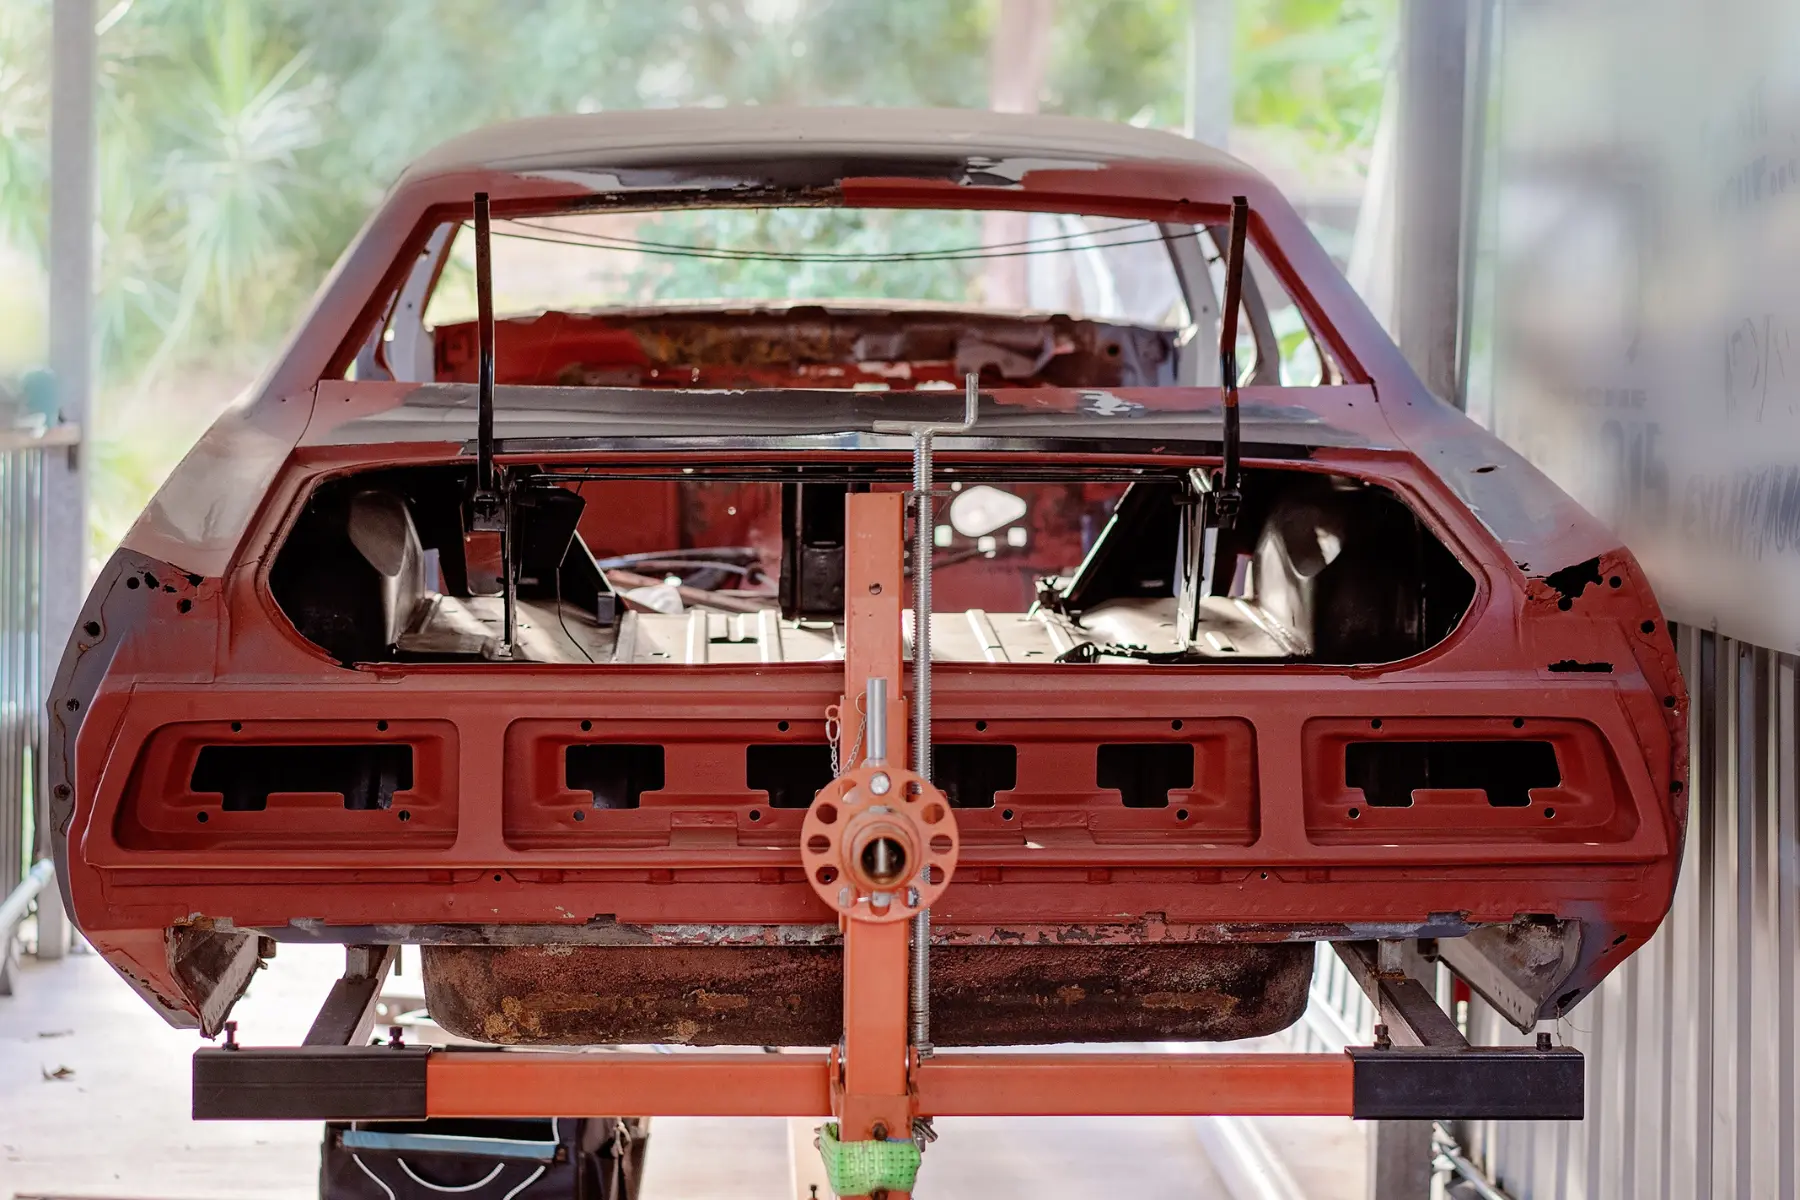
[421,942,1313,1046]
[433,308,1176,390]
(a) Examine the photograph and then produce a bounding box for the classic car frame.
[46,109,1684,1193]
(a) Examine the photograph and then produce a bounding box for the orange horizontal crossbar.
[915,1053,1354,1117]
[425,1050,1354,1119]
[430,1052,835,1117]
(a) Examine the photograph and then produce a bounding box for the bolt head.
[869,772,892,795]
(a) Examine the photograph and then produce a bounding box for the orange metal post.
[837,491,916,1151]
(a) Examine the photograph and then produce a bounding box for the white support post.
[36,0,98,961]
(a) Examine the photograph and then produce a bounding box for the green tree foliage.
[1236,0,1394,147]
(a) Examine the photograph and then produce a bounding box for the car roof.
[402,105,1258,184]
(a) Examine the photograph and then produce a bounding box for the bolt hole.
[1001,808,1015,821]
[177,598,192,613]
[929,833,953,854]
[1543,808,1556,819]
[1348,807,1361,819]
[1370,718,1382,730]
[1171,719,1184,731]
[777,720,790,732]
[808,834,831,854]
[83,621,100,637]
[816,803,839,826]
[1641,620,1656,634]
[1663,696,1676,709]
[1513,717,1525,728]
[816,865,838,886]
[974,720,987,732]
[1612,934,1627,946]
[1259,871,1269,880]
[492,873,503,882]
[573,810,586,821]
[1670,780,1684,794]
[869,582,882,595]
[230,721,242,733]
[925,864,944,884]
[65,698,78,711]
[1558,597,1573,611]
[1175,808,1189,821]
[921,802,946,825]
[580,719,592,732]
[196,811,209,823]
[376,720,388,732]
[126,577,139,589]
[748,809,762,822]
[1609,576,1622,588]
[398,810,411,822]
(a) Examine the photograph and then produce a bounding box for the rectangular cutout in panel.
[566,744,665,810]
[1345,741,1560,808]
[936,744,1018,808]
[190,744,414,812]
[1096,743,1195,808]
[746,744,834,809]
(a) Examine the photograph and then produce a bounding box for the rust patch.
[422,942,1312,1047]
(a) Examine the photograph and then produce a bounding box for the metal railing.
[0,424,74,988]
[1,428,51,898]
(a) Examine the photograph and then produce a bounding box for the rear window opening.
[268,460,1473,669]
[1345,741,1562,808]
[355,205,1343,390]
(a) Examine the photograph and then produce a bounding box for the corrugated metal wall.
[1460,627,1800,1200]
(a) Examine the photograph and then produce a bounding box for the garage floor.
[1,939,1362,1199]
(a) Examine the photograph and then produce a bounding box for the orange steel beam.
[429,1052,834,1118]
[837,491,915,1145]
[422,1052,1355,1119]
[913,1053,1356,1117]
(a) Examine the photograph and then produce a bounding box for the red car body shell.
[44,109,1686,1038]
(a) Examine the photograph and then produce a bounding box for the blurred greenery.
[0,0,1393,556]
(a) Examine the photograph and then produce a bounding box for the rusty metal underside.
[421,942,1314,1046]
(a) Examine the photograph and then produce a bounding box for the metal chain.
[826,696,867,776]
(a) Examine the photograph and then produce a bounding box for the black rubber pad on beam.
[193,1046,430,1120]
[1348,1046,1583,1120]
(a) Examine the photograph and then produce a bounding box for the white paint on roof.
[403,106,1254,182]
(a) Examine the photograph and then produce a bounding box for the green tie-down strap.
[816,1122,922,1196]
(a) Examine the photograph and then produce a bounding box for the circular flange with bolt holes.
[802,765,958,923]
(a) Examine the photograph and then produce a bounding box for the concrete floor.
[1,938,1361,1199]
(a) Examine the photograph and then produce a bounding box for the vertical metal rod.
[1216,195,1248,530]
[473,192,496,496]
[911,423,936,1056]
[864,677,888,766]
